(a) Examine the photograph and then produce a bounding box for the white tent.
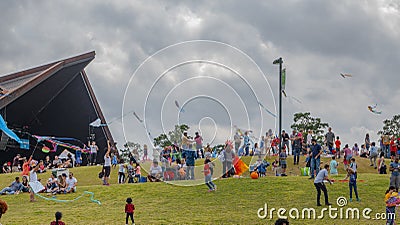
[58,149,75,165]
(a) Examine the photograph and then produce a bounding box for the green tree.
[153,124,190,148]
[290,112,329,144]
[378,115,400,138]
[119,142,142,162]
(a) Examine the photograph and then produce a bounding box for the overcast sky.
[1,0,399,150]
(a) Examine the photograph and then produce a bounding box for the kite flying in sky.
[175,100,185,113]
[368,104,382,114]
[340,73,352,78]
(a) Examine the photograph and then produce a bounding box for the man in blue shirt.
[314,164,332,206]
[0,177,23,195]
[309,139,322,179]
[390,157,400,191]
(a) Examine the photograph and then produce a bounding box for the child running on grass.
[125,197,135,225]
[204,158,216,192]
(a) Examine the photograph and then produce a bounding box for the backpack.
[98,171,104,179]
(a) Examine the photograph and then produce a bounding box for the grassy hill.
[0,156,394,225]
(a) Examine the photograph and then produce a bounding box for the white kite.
[175,100,185,113]
[340,73,352,78]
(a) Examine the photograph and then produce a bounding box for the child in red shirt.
[125,197,135,225]
[335,136,341,158]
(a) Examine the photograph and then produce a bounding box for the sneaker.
[325,203,332,206]
[317,203,322,206]
[309,177,314,179]
[349,198,353,202]
[356,198,361,202]
[207,189,213,192]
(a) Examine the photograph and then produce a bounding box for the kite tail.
[34,191,101,205]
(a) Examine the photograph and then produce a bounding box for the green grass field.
[0,156,396,225]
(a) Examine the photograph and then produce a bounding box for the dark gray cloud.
[1,0,399,148]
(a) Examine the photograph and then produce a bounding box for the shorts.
[104,166,111,177]
[391,151,396,157]
[280,163,287,169]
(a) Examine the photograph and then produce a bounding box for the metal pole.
[278,58,283,152]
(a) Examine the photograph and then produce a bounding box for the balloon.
[250,171,259,179]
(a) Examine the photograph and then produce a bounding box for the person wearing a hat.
[309,139,322,179]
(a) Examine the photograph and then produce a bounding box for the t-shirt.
[390,140,397,152]
[135,166,141,175]
[383,135,390,145]
[150,165,162,175]
[390,161,400,176]
[50,221,65,225]
[243,135,250,146]
[66,177,77,188]
[234,134,241,143]
[125,203,135,213]
[370,146,378,155]
[314,169,328,183]
[307,134,312,145]
[330,160,338,174]
[335,140,341,149]
[104,155,111,167]
[119,164,125,173]
[194,136,203,145]
[279,152,287,164]
[349,162,357,173]
[344,148,352,157]
[203,163,211,176]
[325,132,335,144]
[282,133,289,142]
[90,145,98,154]
[311,144,322,159]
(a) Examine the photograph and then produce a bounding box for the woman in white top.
[103,140,112,185]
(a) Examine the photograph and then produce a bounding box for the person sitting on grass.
[21,175,30,192]
[0,177,22,195]
[50,211,65,225]
[54,174,67,195]
[66,172,77,193]
[46,174,58,193]
[147,161,162,182]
